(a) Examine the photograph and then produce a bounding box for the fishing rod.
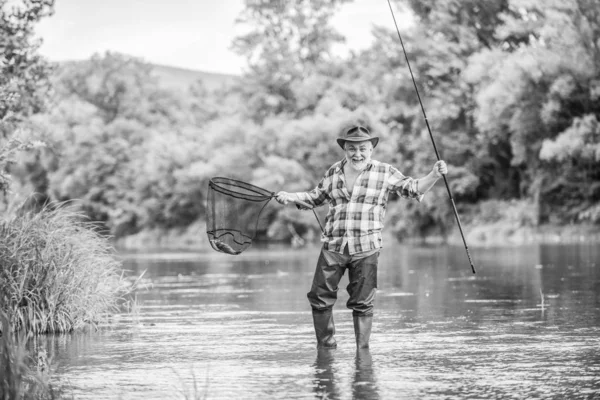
[386,0,476,274]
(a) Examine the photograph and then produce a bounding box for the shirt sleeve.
[294,172,331,208]
[388,166,424,202]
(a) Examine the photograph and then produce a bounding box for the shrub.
[0,203,133,334]
[470,199,538,227]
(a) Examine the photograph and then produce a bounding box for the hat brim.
[337,137,379,149]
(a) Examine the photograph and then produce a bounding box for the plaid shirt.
[297,159,423,255]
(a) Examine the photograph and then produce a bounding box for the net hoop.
[209,177,274,202]
[206,177,275,255]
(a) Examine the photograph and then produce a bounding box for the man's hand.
[275,191,294,205]
[432,160,448,178]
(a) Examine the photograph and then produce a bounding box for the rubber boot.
[312,309,337,349]
[353,314,373,349]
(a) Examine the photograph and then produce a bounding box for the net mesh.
[206,177,274,255]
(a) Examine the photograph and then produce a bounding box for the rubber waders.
[312,309,337,348]
[353,314,373,349]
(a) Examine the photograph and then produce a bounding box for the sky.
[33,0,413,75]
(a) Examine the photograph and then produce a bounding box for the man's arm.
[275,191,301,205]
[276,190,324,210]
[416,160,447,193]
[276,175,330,208]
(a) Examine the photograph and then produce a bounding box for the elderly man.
[276,124,447,349]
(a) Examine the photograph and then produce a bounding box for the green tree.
[30,53,200,235]
[0,0,54,134]
[34,52,265,236]
[232,0,351,120]
[387,0,524,202]
[467,0,600,223]
[57,52,187,126]
[0,0,54,199]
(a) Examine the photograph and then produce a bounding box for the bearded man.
[276,123,447,349]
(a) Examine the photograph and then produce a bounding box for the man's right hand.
[275,191,293,205]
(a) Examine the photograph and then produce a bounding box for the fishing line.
[386,0,476,274]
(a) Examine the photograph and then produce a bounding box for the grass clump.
[0,203,133,334]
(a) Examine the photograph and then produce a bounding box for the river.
[42,243,599,399]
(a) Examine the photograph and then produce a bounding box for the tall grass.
[0,203,134,334]
[0,311,58,399]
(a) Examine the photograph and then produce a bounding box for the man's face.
[344,140,373,171]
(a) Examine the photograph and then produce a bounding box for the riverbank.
[457,221,600,246]
[112,219,600,252]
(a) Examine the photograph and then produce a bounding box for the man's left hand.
[433,160,448,178]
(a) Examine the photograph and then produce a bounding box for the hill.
[150,63,239,92]
[57,58,239,92]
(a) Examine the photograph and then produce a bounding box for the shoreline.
[459,222,600,246]
[112,221,600,252]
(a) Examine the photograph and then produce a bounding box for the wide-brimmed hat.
[336,125,379,149]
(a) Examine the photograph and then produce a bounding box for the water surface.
[44,243,600,399]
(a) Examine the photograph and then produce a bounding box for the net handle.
[289,198,313,209]
[270,193,324,233]
[265,191,313,210]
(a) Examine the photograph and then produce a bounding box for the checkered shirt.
[296,159,424,255]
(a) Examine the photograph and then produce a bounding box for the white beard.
[347,156,370,171]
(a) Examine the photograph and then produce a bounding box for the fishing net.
[206,177,274,255]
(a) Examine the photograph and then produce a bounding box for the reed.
[173,366,209,400]
[0,311,58,399]
[0,203,133,334]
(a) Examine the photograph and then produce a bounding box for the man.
[276,123,447,349]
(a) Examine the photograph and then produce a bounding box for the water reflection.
[313,349,340,399]
[353,349,379,400]
[312,348,380,400]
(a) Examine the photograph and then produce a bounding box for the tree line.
[2,0,599,245]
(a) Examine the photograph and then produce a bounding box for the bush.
[469,199,538,227]
[0,203,133,334]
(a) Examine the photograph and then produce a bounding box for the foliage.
[6,0,600,247]
[0,137,45,196]
[0,0,54,134]
[57,53,188,126]
[466,198,538,227]
[0,0,54,213]
[467,0,600,223]
[540,114,600,163]
[0,203,133,334]
[20,53,215,236]
[232,0,351,120]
